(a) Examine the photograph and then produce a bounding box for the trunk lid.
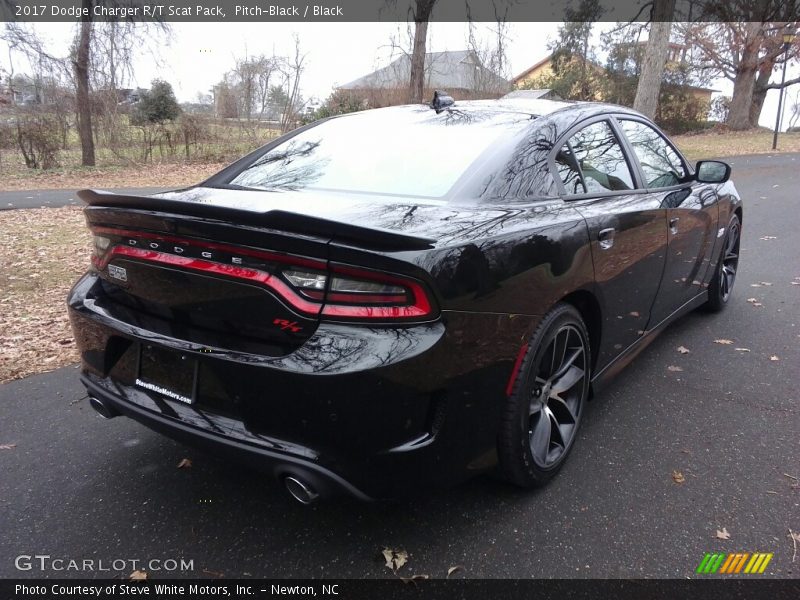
[82,199,336,357]
[79,187,459,355]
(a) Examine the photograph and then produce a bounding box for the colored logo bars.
[696,552,773,574]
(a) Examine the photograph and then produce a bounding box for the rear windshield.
[225,108,530,198]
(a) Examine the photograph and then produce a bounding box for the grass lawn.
[673,129,800,161]
[0,207,89,382]
[0,161,226,192]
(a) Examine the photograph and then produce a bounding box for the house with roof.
[512,45,716,107]
[337,49,510,107]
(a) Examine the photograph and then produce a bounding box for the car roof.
[337,97,645,124]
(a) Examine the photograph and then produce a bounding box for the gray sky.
[2,22,796,129]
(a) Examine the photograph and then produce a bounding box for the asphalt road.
[0,187,168,210]
[1,154,799,580]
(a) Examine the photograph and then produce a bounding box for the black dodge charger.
[68,95,742,502]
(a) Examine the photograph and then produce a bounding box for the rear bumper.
[68,272,542,499]
[81,373,374,500]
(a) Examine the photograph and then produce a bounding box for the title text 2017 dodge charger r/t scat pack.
[68,95,742,503]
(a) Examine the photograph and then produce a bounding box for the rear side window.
[556,121,634,194]
[554,143,585,194]
[619,119,687,188]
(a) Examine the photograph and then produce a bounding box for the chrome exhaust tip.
[89,396,118,419]
[284,476,320,505]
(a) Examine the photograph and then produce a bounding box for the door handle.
[598,227,615,250]
[669,217,680,235]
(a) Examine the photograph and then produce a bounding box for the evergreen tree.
[132,79,181,125]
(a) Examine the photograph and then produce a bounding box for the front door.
[615,118,719,326]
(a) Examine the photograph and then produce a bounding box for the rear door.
[553,118,668,371]
[615,118,719,325]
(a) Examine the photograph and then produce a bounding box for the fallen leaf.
[177,458,192,469]
[760,282,773,286]
[750,283,762,287]
[746,298,759,303]
[760,236,777,240]
[382,548,409,572]
[399,574,429,585]
[735,348,751,352]
[672,470,685,484]
[202,569,224,578]
[792,282,800,286]
[668,365,684,372]
[447,565,465,578]
[770,355,780,361]
[629,311,640,317]
[714,339,734,345]
[677,346,690,354]
[0,443,17,450]
[716,528,731,540]
[129,570,148,581]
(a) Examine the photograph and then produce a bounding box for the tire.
[705,214,741,312]
[498,303,591,488]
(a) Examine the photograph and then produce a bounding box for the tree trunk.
[726,22,762,130]
[409,19,429,103]
[73,10,95,167]
[408,0,436,104]
[749,56,779,127]
[632,0,676,118]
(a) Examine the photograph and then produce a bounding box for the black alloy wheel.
[706,214,741,311]
[499,303,591,487]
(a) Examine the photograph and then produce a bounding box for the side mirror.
[695,160,731,184]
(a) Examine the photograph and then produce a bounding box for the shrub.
[304,89,366,123]
[15,115,61,170]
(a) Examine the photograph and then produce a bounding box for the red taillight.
[280,265,432,319]
[91,228,436,322]
[322,267,433,319]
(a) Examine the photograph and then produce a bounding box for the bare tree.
[253,56,279,118]
[789,88,800,129]
[4,9,172,166]
[279,35,306,133]
[73,4,95,166]
[215,39,305,134]
[408,0,437,103]
[681,15,799,129]
[632,0,676,118]
[466,13,511,97]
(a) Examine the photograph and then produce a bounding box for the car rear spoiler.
[77,189,436,252]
